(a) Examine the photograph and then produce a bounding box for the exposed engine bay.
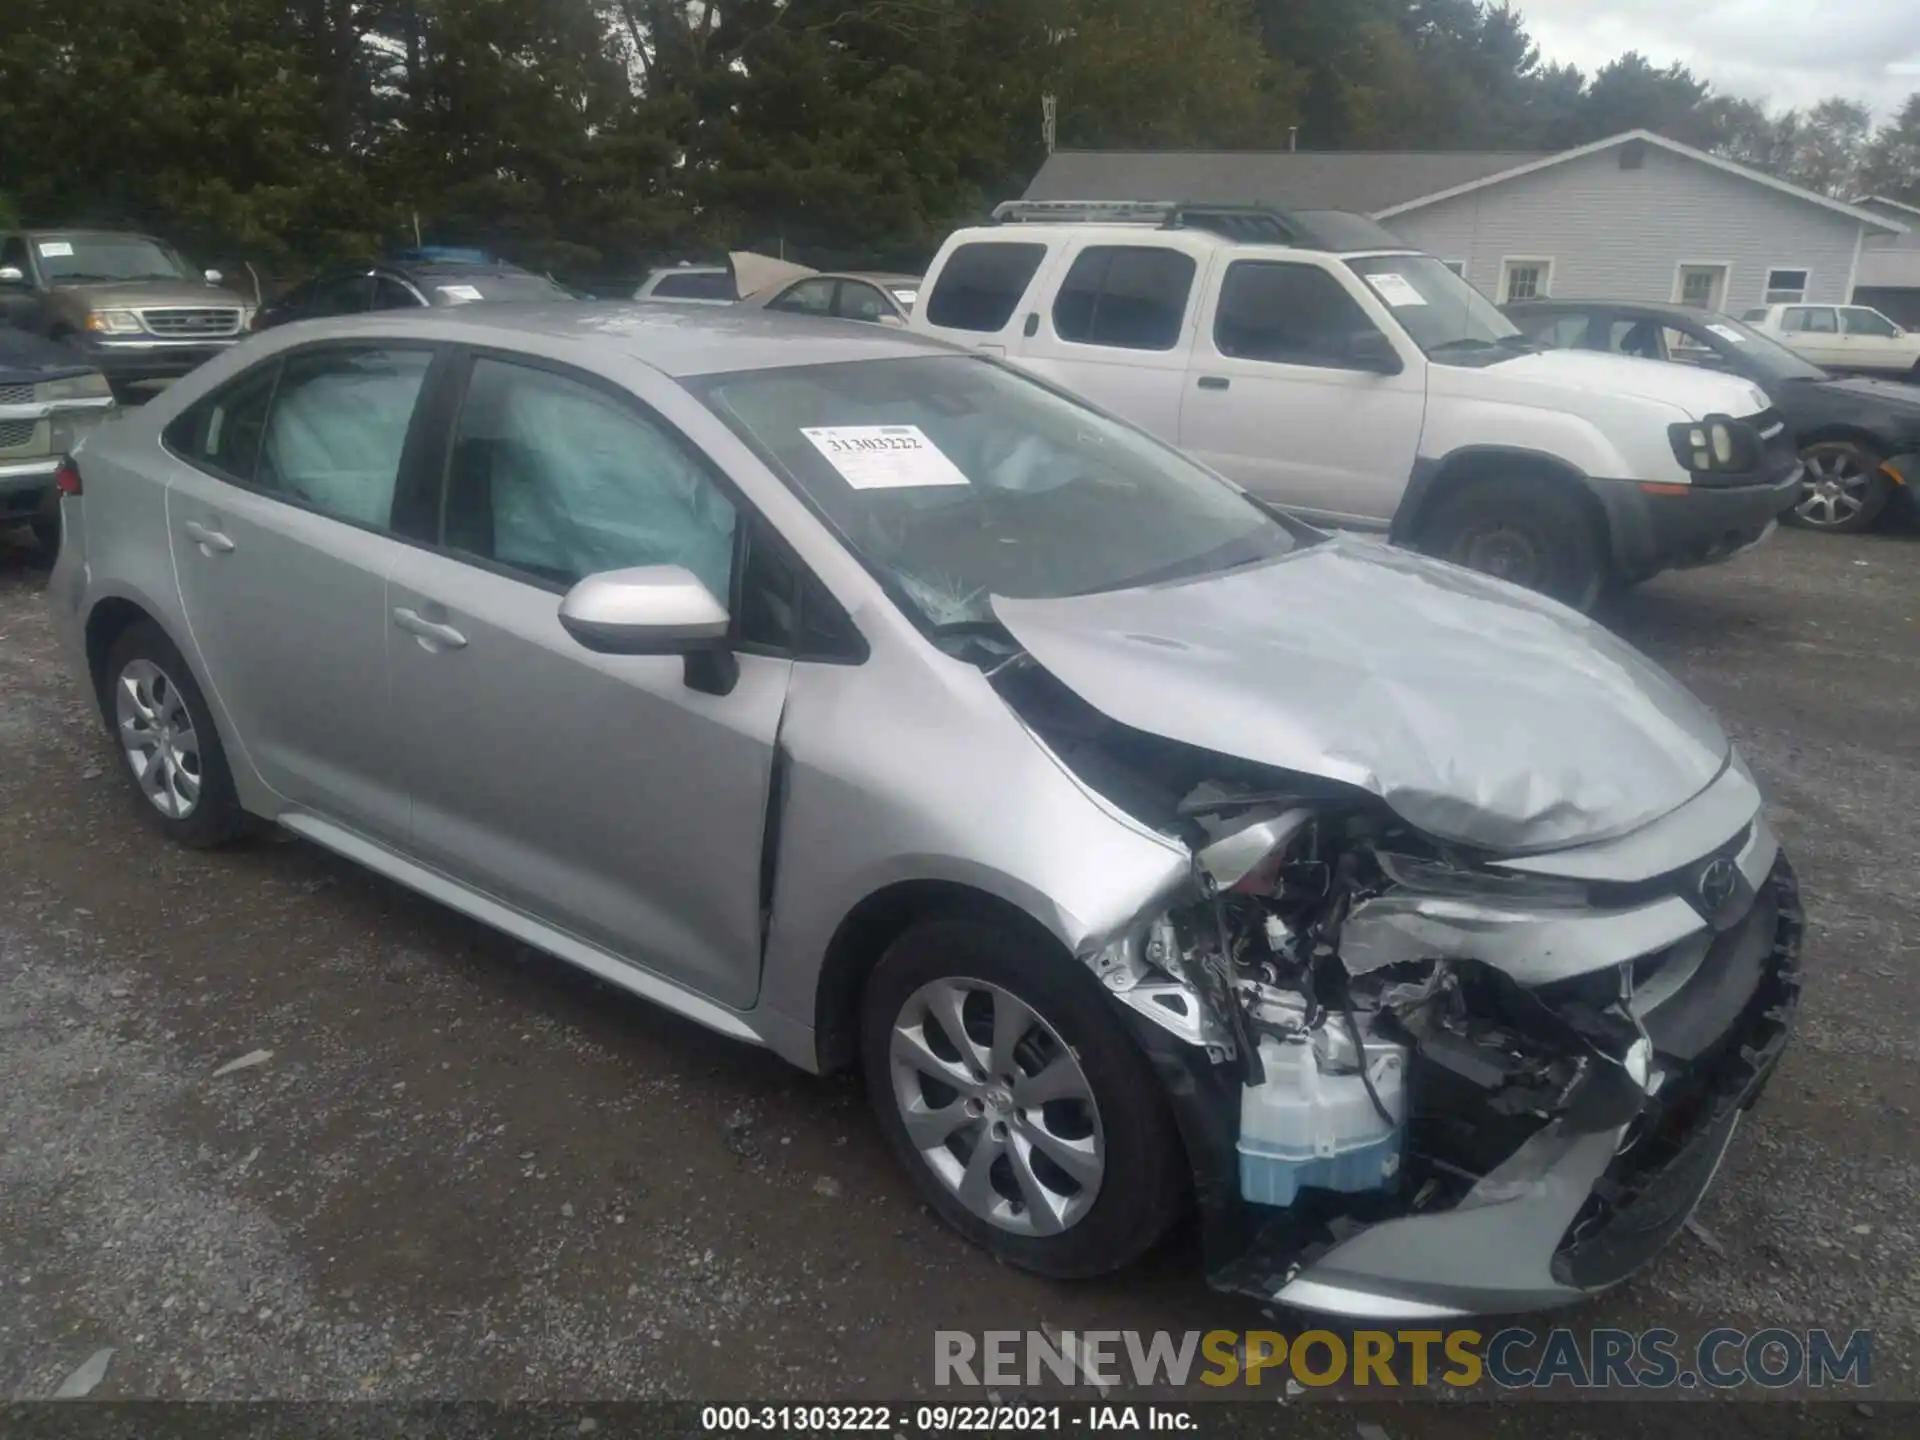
[989,651,1802,1309]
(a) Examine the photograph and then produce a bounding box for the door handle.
[1197,375,1231,391]
[392,607,468,650]
[182,520,235,554]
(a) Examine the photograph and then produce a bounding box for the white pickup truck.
[908,201,1802,608]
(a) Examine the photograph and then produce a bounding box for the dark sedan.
[254,257,574,331]
[1507,300,1920,533]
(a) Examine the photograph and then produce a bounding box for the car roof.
[947,222,1418,264]
[280,301,954,378]
[21,228,167,244]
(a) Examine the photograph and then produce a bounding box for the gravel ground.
[1,517,1916,1411]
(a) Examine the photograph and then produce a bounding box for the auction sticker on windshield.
[37,241,74,258]
[802,425,971,490]
[1705,324,1749,344]
[436,284,485,303]
[1363,272,1428,307]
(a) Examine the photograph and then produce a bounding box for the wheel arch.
[1796,424,1890,458]
[811,879,1073,1075]
[1393,445,1614,560]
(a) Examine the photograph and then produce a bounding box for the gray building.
[1852,194,1920,328]
[1023,129,1904,317]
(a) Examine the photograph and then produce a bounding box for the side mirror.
[0,266,24,285]
[204,268,224,284]
[1346,329,1403,374]
[558,565,738,695]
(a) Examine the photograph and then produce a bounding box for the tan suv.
[0,229,254,392]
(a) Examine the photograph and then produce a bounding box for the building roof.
[1023,149,1543,216]
[1375,130,1905,234]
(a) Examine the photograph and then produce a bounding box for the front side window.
[372,276,423,311]
[1216,261,1390,370]
[442,358,737,600]
[767,279,837,317]
[258,348,432,527]
[310,273,374,317]
[1051,245,1196,351]
[695,354,1299,631]
[836,282,892,323]
[1843,307,1900,337]
[923,243,1048,333]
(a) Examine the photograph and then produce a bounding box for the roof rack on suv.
[990,199,1303,245]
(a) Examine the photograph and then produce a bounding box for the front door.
[1015,240,1208,442]
[1838,306,1913,373]
[1180,258,1425,525]
[164,342,436,842]
[387,353,790,1009]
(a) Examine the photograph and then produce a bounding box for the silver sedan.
[47,303,1801,1317]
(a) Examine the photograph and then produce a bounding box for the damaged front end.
[993,654,1802,1318]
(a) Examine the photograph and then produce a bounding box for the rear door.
[163,342,439,841]
[1180,258,1425,524]
[1780,306,1844,366]
[384,350,793,1009]
[1014,239,1207,442]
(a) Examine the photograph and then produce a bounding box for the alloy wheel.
[115,658,203,819]
[888,977,1105,1236]
[1797,447,1874,528]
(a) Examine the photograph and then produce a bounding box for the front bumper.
[1601,467,1803,584]
[1145,857,1802,1319]
[75,335,238,380]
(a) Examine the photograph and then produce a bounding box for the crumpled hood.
[991,536,1730,854]
[1433,348,1771,420]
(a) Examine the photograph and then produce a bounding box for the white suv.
[1740,302,1920,380]
[910,202,1802,608]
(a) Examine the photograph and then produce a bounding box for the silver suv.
[49,304,1800,1317]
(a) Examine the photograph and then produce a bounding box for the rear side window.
[1213,261,1381,369]
[257,348,432,528]
[924,242,1048,333]
[1784,307,1836,334]
[1051,246,1196,351]
[165,360,281,481]
[651,271,734,301]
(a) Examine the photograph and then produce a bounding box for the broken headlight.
[1374,851,1589,909]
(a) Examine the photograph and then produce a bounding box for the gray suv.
[47,304,1801,1318]
[0,229,254,389]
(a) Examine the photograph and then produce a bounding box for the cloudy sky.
[1517,0,1920,118]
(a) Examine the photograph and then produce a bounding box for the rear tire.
[1789,440,1889,534]
[860,917,1186,1279]
[1417,474,1607,611]
[102,621,247,848]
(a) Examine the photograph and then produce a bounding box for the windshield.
[426,272,573,305]
[1683,314,1829,383]
[35,235,194,284]
[695,355,1302,630]
[1346,254,1522,364]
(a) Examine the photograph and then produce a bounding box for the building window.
[1675,263,1729,309]
[1500,258,1552,303]
[1765,268,1810,304]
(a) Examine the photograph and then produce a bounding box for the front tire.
[1790,440,1889,533]
[860,917,1186,1279]
[1417,475,1606,611]
[102,621,247,848]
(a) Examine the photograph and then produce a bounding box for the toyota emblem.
[1697,857,1739,914]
